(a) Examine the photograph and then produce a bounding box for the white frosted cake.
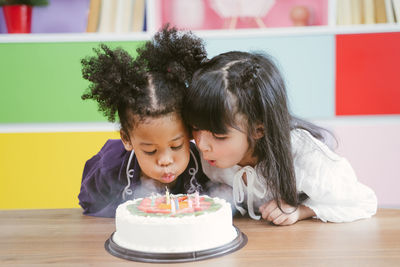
[112,193,237,253]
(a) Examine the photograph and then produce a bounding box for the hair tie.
[242,63,261,88]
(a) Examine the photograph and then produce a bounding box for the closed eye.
[143,150,156,155]
[171,144,184,150]
[213,134,227,140]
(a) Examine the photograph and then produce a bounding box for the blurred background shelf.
[1,0,399,42]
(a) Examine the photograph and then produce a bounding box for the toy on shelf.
[209,0,275,29]
[290,5,311,26]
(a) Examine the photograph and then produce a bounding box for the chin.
[166,178,178,184]
[215,163,228,169]
[219,161,238,169]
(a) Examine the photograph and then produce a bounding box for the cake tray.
[104,226,247,263]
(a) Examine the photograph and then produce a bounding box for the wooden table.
[1,208,399,266]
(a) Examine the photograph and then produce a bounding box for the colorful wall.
[0,40,142,209]
[1,0,399,210]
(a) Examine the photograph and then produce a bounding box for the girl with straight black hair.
[183,51,377,225]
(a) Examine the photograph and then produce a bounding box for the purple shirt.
[78,140,210,217]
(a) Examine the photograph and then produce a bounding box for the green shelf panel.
[0,41,146,123]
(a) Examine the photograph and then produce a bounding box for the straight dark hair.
[183,51,330,209]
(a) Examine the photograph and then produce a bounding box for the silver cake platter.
[104,226,247,263]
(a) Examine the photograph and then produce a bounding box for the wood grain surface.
[1,208,399,266]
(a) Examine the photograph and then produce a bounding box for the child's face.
[192,125,257,168]
[122,113,190,184]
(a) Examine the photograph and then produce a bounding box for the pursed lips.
[161,172,175,183]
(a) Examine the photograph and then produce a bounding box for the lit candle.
[165,187,170,204]
[194,191,200,208]
[188,196,193,209]
[151,193,155,207]
[170,196,176,213]
[175,198,179,210]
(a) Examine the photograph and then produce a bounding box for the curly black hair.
[81,25,207,135]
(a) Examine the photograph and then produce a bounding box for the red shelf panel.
[336,32,400,116]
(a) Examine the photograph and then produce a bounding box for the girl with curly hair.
[183,51,377,225]
[78,26,208,218]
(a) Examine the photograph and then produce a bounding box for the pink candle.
[165,187,170,204]
[188,196,193,209]
[170,197,176,213]
[194,191,200,208]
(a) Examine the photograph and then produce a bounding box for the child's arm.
[259,200,316,226]
[292,130,377,223]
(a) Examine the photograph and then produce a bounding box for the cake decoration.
[127,191,221,217]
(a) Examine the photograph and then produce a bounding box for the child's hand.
[259,200,316,226]
[259,199,300,226]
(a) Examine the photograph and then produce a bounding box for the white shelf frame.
[0,24,399,43]
[2,115,399,133]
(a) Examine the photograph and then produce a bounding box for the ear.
[253,124,264,140]
[120,130,133,151]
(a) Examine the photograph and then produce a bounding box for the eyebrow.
[139,135,184,146]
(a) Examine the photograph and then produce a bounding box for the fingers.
[259,200,299,226]
[270,211,298,226]
[272,213,288,225]
[280,215,299,226]
[259,200,277,220]
[260,202,284,223]
[267,207,283,222]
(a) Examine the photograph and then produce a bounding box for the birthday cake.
[112,193,237,253]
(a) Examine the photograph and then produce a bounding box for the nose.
[157,150,173,167]
[194,131,211,153]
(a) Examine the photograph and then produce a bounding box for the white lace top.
[201,129,377,223]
